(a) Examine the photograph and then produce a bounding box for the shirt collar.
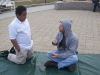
[15,17,26,24]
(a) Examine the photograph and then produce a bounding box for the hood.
[60,19,73,36]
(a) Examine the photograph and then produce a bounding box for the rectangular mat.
[0,52,100,75]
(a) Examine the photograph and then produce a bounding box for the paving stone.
[0,5,100,54]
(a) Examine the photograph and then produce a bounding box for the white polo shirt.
[8,17,33,50]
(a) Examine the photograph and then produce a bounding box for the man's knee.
[47,53,51,58]
[47,52,54,59]
[47,50,56,58]
[72,55,78,63]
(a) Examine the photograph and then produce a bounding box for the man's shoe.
[93,10,96,12]
[10,46,16,54]
[44,61,58,68]
[0,50,9,57]
[67,63,76,71]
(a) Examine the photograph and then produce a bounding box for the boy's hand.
[17,48,20,52]
[11,40,20,52]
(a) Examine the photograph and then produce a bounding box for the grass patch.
[15,0,56,7]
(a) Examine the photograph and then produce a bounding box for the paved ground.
[0,5,54,19]
[0,5,100,54]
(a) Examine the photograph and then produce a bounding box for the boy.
[2,6,33,64]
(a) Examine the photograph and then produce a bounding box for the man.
[0,5,2,14]
[2,6,33,64]
[44,19,78,71]
[92,0,100,12]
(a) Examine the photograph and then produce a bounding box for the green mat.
[0,52,100,75]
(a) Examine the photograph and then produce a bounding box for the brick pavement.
[0,9,100,54]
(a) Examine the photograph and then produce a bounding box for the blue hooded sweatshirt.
[54,19,78,59]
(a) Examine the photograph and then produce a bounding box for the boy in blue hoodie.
[44,19,78,71]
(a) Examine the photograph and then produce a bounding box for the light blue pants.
[47,50,78,69]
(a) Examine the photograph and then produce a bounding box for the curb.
[22,2,55,8]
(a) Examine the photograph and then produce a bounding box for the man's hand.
[51,53,58,58]
[52,39,58,45]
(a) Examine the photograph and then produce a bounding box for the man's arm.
[57,38,78,59]
[52,32,63,45]
[11,39,20,52]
